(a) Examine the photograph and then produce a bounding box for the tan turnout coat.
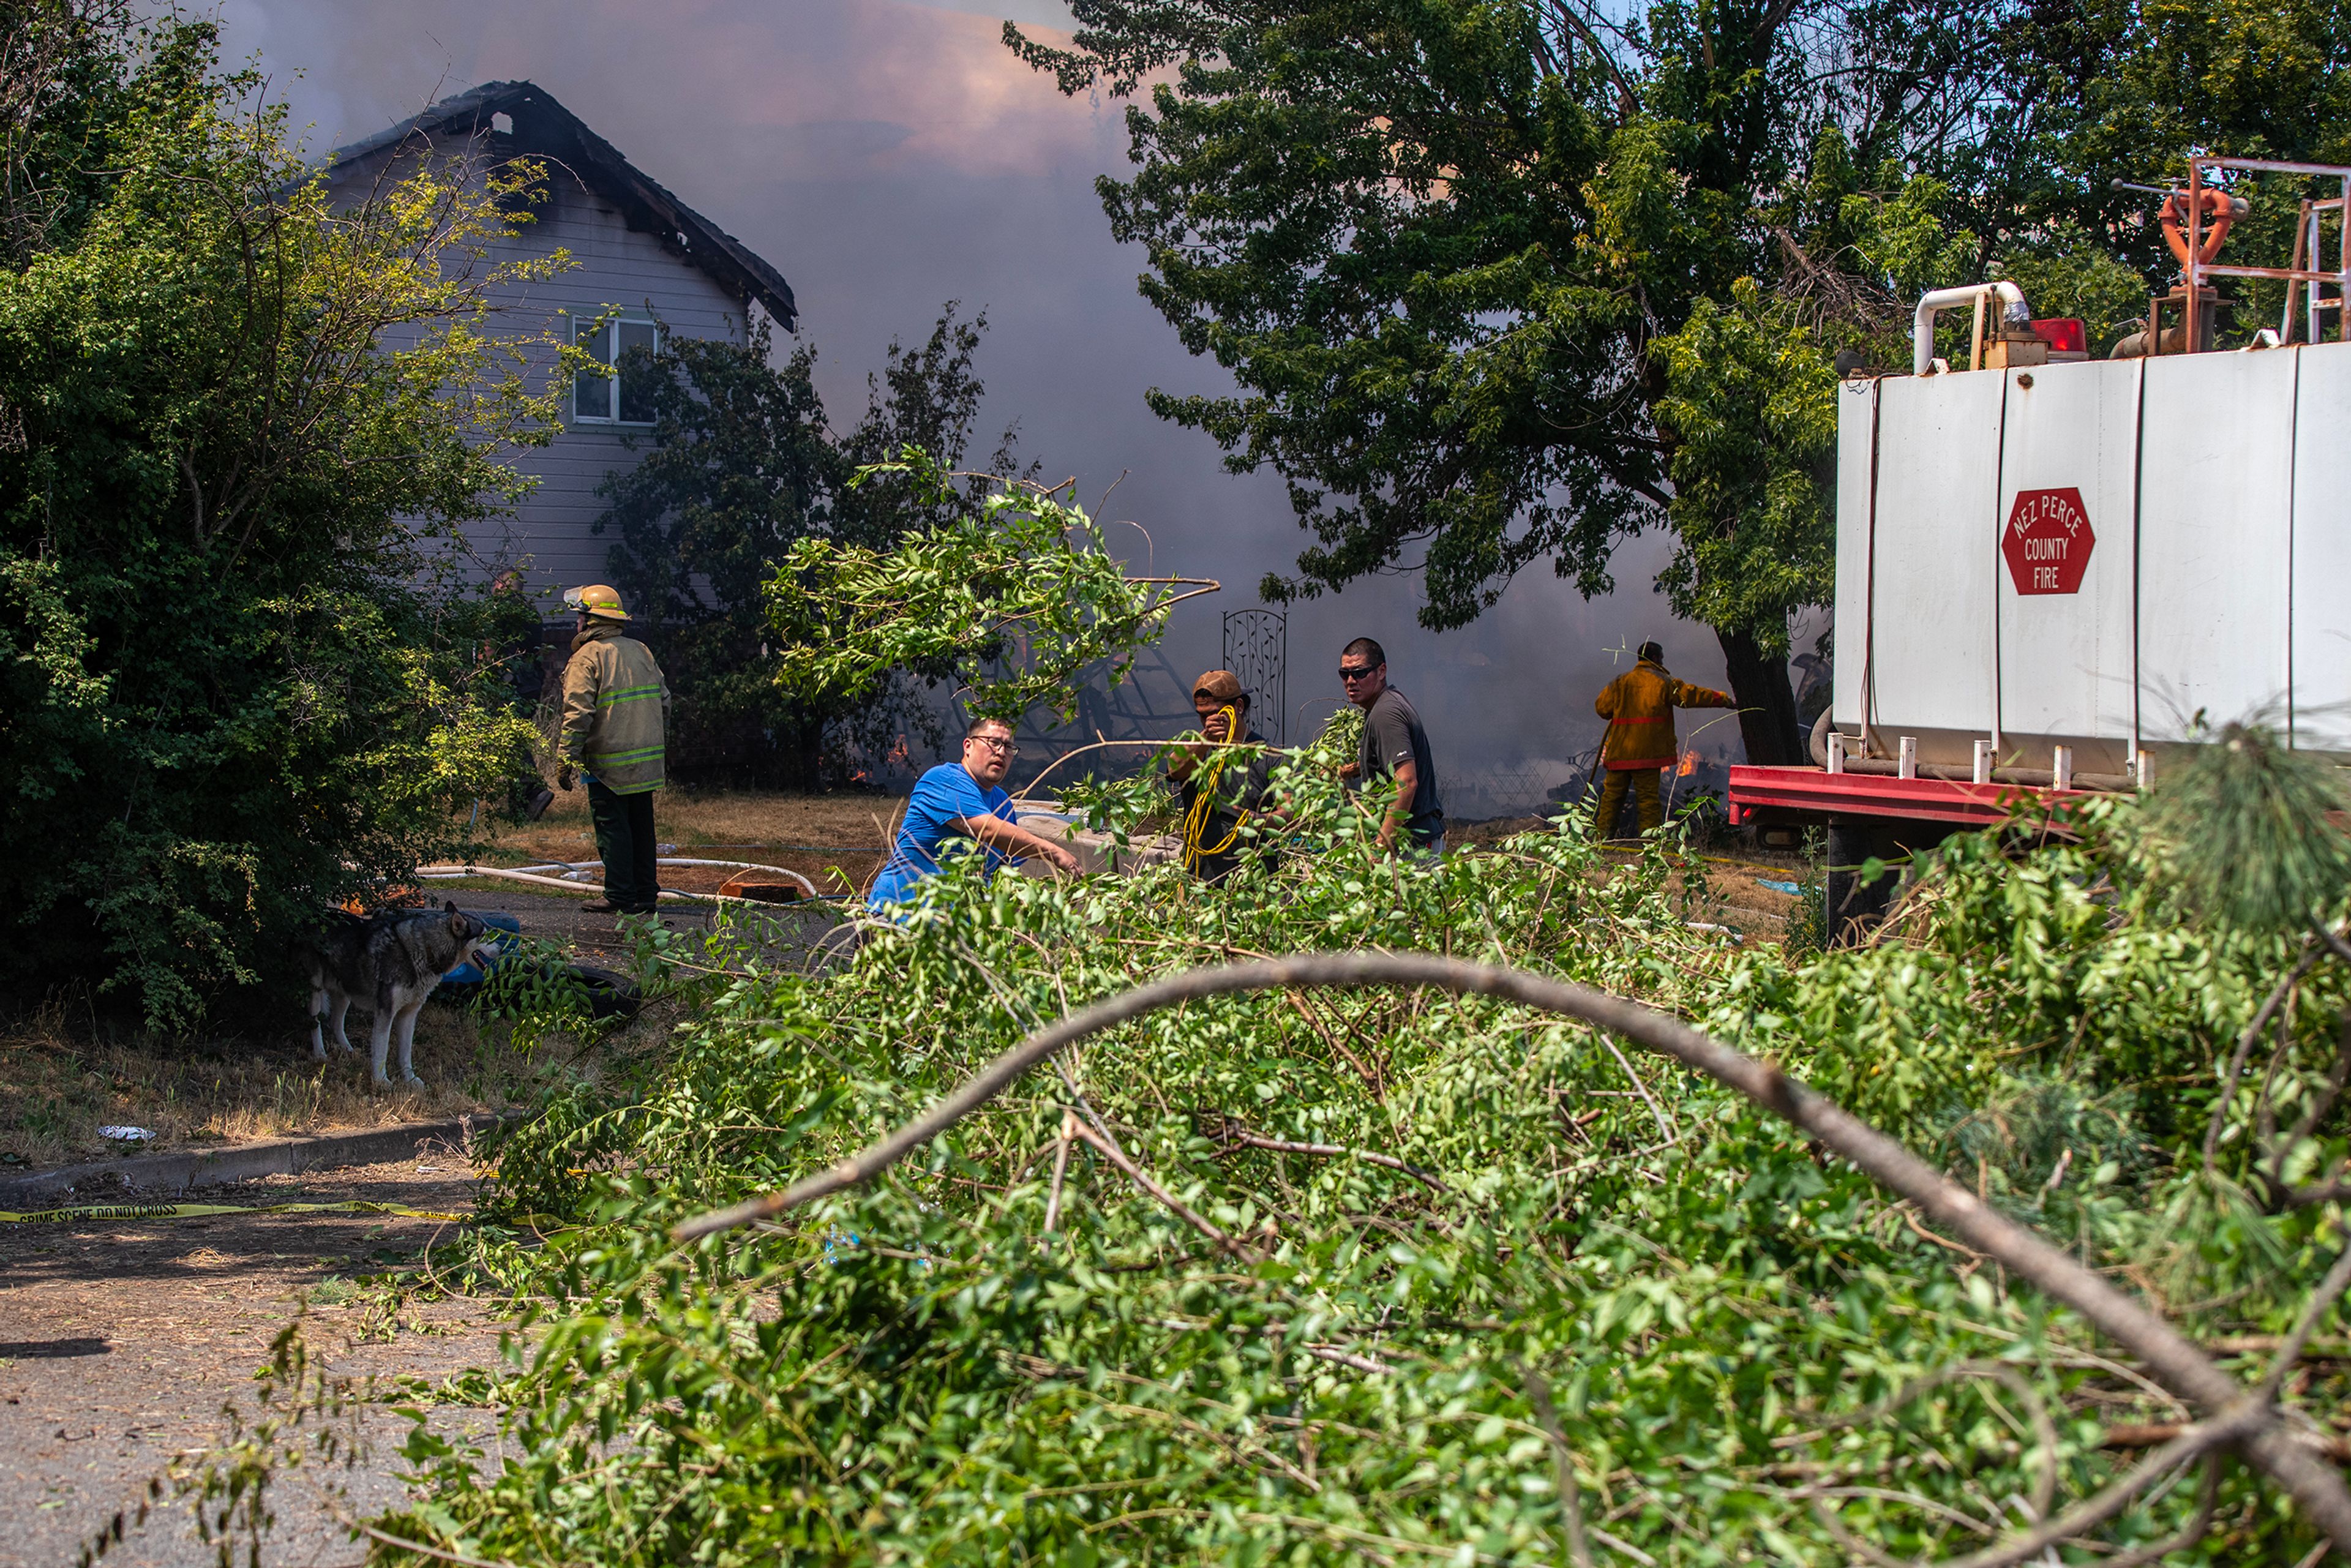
[1594,658,1731,770]
[560,623,672,795]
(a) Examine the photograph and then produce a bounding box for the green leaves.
[763,449,1212,724]
[0,15,560,1024]
[1650,277,1837,659]
[318,776,2345,1564]
[2132,718,2351,937]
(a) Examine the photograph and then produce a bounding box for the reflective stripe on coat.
[560,625,672,795]
[1594,659,1731,770]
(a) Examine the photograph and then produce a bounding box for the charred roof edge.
[324,80,797,330]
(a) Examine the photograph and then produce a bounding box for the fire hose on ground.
[414,858,824,902]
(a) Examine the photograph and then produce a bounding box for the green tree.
[593,307,1019,787]
[0,8,572,1024]
[1009,0,2035,762]
[1651,277,1838,660]
[1009,0,2351,764]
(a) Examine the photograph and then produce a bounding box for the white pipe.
[417,861,820,901]
[417,864,715,900]
[1914,282,2027,375]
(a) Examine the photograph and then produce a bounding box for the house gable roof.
[328,80,797,329]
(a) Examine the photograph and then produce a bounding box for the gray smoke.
[216,0,1745,815]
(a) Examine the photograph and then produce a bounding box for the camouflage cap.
[1192,669,1246,704]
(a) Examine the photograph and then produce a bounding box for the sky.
[211,0,1737,815]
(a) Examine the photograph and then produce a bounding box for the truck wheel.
[1824,819,1894,945]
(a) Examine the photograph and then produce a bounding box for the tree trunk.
[1714,626,1802,767]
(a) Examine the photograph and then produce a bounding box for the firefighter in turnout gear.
[1591,641,1732,839]
[557,584,672,914]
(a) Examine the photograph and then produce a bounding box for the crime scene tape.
[0,1199,474,1225]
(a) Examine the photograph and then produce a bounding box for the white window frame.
[569,310,662,426]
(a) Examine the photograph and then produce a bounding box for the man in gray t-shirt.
[1336,637,1444,853]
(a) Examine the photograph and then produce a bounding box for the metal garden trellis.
[1221,607,1286,745]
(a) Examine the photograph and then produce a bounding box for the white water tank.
[1830,341,2351,772]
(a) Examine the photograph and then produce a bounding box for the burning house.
[323,81,798,612]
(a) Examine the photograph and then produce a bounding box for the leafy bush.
[0,12,568,1024]
[285,766,2351,1566]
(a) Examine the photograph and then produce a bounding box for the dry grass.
[0,994,685,1172]
[483,789,901,860]
[470,789,905,898]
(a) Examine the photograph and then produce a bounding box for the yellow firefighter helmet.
[563,583,629,621]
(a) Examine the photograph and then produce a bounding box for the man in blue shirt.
[867,716,1080,910]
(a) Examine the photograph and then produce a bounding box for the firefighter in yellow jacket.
[555,585,672,915]
[1591,641,1732,838]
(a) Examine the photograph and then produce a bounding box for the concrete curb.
[0,1113,512,1206]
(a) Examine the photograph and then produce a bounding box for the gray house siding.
[322,83,794,612]
[476,171,750,595]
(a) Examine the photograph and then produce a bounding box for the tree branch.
[1067,1118,1254,1259]
[669,952,2351,1551]
[1215,1126,1443,1190]
[1041,1108,1076,1236]
[181,445,204,541]
[2260,1237,2351,1403]
[1778,1360,2057,1525]
[2268,1003,2351,1198]
[1544,0,1640,119]
[2206,939,2323,1168]
[1518,1360,1594,1568]
[1814,1405,2262,1568]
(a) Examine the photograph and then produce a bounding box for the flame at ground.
[1676,748,1700,778]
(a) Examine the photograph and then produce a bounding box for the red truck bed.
[1725,765,2088,828]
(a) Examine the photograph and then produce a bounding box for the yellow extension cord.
[1180,704,1249,873]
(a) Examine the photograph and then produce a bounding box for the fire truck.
[1725,157,2351,931]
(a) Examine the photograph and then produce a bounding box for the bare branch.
[1543,0,1640,119]
[1517,1360,1594,1568]
[1302,1344,1396,1376]
[1214,1125,1443,1190]
[1041,1108,1075,1236]
[1067,1119,1254,1259]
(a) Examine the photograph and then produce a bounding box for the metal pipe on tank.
[1913,282,2028,375]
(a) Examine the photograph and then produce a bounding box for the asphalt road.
[1,1158,507,1568]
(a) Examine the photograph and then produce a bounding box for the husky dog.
[298,901,492,1087]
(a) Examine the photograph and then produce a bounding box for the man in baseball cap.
[1168,669,1278,882]
[556,585,670,915]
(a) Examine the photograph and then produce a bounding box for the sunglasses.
[1337,666,1379,682]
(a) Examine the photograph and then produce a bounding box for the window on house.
[571,313,660,424]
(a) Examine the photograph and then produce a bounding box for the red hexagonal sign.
[2003,486,2094,595]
